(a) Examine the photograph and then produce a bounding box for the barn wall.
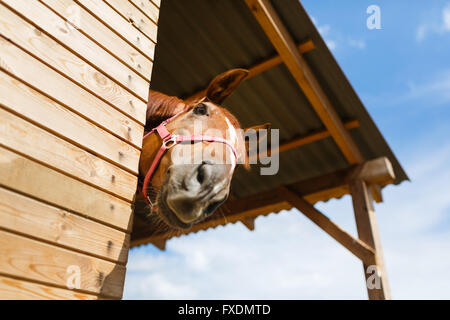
[0,0,160,299]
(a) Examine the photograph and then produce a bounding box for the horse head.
[139,69,269,229]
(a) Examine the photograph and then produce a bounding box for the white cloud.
[124,135,450,299]
[310,15,366,51]
[416,4,450,41]
[443,5,450,30]
[325,40,336,50]
[318,24,331,36]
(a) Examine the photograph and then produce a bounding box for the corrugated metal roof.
[132,0,408,244]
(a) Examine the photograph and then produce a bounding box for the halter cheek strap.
[141,109,238,209]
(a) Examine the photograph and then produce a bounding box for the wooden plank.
[0,3,147,124]
[188,39,315,102]
[0,71,140,175]
[0,36,143,151]
[0,276,100,300]
[75,0,156,56]
[0,188,130,264]
[0,230,126,298]
[106,0,158,42]
[130,0,160,25]
[0,147,133,232]
[282,187,376,265]
[0,107,137,201]
[246,0,363,165]
[40,0,153,81]
[350,179,391,300]
[1,0,149,101]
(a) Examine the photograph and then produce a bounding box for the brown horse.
[137,69,269,230]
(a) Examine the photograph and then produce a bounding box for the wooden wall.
[0,0,160,300]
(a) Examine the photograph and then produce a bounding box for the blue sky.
[124,1,450,299]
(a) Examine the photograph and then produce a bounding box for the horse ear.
[205,69,249,104]
[243,123,271,160]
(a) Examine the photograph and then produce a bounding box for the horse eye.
[193,104,208,116]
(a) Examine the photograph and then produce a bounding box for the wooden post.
[350,179,391,300]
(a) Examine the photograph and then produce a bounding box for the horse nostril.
[196,161,213,185]
[196,167,205,184]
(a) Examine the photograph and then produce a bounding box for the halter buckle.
[163,135,178,149]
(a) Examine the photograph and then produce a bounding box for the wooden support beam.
[350,179,391,300]
[131,157,395,247]
[282,187,376,265]
[249,119,359,163]
[245,0,363,165]
[187,38,315,102]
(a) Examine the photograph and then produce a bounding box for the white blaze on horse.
[138,69,269,229]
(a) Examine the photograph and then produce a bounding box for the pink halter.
[141,107,238,209]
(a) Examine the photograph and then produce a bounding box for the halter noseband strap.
[141,108,238,209]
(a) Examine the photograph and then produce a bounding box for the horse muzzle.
[163,161,231,226]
